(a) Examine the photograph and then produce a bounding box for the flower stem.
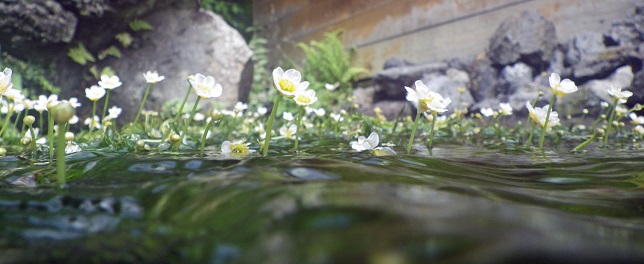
[101,90,111,123]
[56,121,68,187]
[527,123,536,146]
[134,83,153,124]
[174,85,193,123]
[571,134,597,152]
[294,107,304,151]
[28,125,37,154]
[538,94,556,149]
[262,95,283,155]
[90,101,97,132]
[47,111,54,163]
[603,98,619,146]
[175,97,200,151]
[406,110,422,154]
[0,107,13,137]
[200,117,216,153]
[428,111,438,150]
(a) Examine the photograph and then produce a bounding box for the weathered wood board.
[254,0,641,72]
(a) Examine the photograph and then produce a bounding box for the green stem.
[176,97,201,151]
[428,111,438,150]
[174,85,193,123]
[28,125,37,154]
[0,107,13,138]
[134,83,153,124]
[603,98,619,146]
[47,111,54,163]
[406,110,422,154]
[571,134,597,152]
[294,107,304,151]
[56,121,68,187]
[262,95,283,155]
[527,123,536,146]
[200,117,216,153]
[39,112,43,132]
[538,94,556,149]
[90,101,97,132]
[101,90,111,123]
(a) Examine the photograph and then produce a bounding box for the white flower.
[616,105,628,115]
[234,101,248,112]
[600,101,609,108]
[106,106,122,120]
[272,67,309,98]
[325,82,339,91]
[549,73,577,97]
[330,112,343,122]
[85,85,106,101]
[34,94,58,112]
[351,132,379,152]
[4,89,23,101]
[189,73,223,99]
[143,71,165,84]
[69,115,79,125]
[66,97,82,108]
[480,108,494,117]
[257,106,268,116]
[634,125,644,135]
[526,102,560,129]
[293,89,318,106]
[499,103,513,116]
[84,115,101,129]
[607,85,632,104]
[98,75,122,90]
[314,108,326,117]
[405,80,451,113]
[280,124,297,139]
[0,68,13,96]
[282,112,294,121]
[193,112,205,121]
[629,113,644,125]
[221,140,254,155]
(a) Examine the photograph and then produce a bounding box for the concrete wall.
[254,0,641,72]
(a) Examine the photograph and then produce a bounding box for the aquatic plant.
[404,80,451,154]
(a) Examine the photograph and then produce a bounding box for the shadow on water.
[1,140,644,263]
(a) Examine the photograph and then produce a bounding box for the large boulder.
[105,8,253,120]
[0,0,77,44]
[373,62,447,101]
[487,10,557,68]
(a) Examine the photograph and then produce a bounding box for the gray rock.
[487,10,557,67]
[581,65,635,114]
[606,3,644,47]
[631,69,644,102]
[571,46,630,80]
[469,56,498,102]
[382,57,415,70]
[0,0,77,44]
[564,31,606,66]
[105,8,253,120]
[352,86,377,112]
[373,62,447,101]
[372,100,411,121]
[498,62,533,96]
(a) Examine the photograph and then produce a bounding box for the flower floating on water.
[221,140,255,156]
[351,132,396,155]
[143,71,165,84]
[189,73,223,99]
[526,102,559,129]
[549,73,577,97]
[272,67,309,99]
[607,85,632,104]
[0,68,13,97]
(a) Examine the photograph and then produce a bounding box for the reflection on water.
[1,141,643,263]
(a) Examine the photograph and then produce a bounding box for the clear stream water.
[1,140,643,263]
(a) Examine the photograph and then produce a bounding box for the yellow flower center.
[230,142,249,154]
[279,79,295,93]
[296,95,310,104]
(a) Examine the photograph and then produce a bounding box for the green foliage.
[67,43,96,65]
[98,46,122,60]
[0,53,60,95]
[115,33,133,48]
[128,19,154,32]
[201,0,253,40]
[248,35,272,108]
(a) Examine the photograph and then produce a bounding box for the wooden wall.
[254,0,641,72]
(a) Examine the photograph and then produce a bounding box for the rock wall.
[357,6,643,120]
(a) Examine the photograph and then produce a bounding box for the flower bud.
[23,115,35,126]
[51,102,75,123]
[170,134,181,143]
[65,132,75,141]
[136,140,146,149]
[210,109,223,121]
[0,147,6,156]
[21,137,31,145]
[594,128,605,138]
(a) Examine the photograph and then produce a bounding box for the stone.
[382,57,415,70]
[373,62,447,101]
[0,0,77,44]
[372,100,411,121]
[497,62,533,96]
[564,31,606,66]
[468,56,499,102]
[606,3,644,47]
[104,8,253,121]
[581,65,635,114]
[631,69,644,103]
[487,10,557,68]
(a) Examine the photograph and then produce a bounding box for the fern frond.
[98,46,122,60]
[129,19,154,32]
[67,43,95,65]
[115,33,133,47]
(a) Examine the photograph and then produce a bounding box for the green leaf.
[67,43,95,65]
[129,19,154,32]
[115,33,133,47]
[98,46,122,60]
